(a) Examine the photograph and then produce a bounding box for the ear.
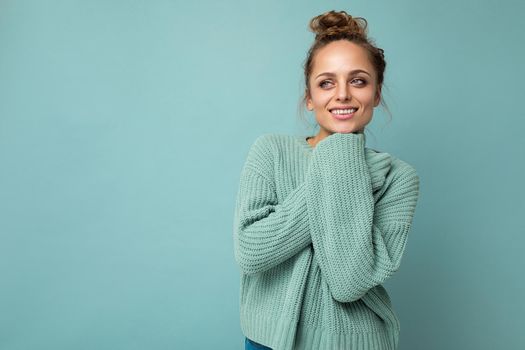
[374,85,382,107]
[305,91,313,111]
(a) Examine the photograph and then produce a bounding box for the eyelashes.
[319,78,367,89]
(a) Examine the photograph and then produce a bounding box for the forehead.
[312,40,375,77]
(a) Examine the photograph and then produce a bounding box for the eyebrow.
[315,69,371,79]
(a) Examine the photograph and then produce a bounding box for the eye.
[319,80,333,89]
[351,78,366,86]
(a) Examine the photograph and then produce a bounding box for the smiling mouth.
[330,107,358,120]
[330,107,358,114]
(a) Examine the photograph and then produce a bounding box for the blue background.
[1,0,524,349]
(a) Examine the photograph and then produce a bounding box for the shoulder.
[368,147,418,179]
[385,155,420,195]
[374,155,420,224]
[242,133,285,178]
[249,133,279,151]
[366,147,418,176]
[243,133,300,179]
[391,156,419,181]
[246,133,298,160]
[245,133,278,160]
[250,133,296,149]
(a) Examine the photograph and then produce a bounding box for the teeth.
[332,108,357,114]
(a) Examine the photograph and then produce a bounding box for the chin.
[331,124,359,134]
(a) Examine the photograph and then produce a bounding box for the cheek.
[312,91,331,107]
[355,89,377,106]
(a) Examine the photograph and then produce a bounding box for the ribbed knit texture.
[233,132,420,350]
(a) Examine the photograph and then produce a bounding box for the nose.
[336,82,350,101]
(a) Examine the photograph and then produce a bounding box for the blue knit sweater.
[233,132,420,350]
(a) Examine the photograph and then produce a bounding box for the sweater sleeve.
[233,136,312,275]
[306,132,420,303]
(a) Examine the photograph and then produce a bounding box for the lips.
[330,107,357,120]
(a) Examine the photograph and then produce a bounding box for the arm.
[233,136,312,275]
[306,132,420,303]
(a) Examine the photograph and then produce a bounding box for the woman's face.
[306,40,381,137]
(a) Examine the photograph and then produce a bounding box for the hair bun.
[309,10,368,40]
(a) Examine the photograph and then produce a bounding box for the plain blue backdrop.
[1,0,524,349]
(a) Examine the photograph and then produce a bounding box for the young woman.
[234,10,420,350]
